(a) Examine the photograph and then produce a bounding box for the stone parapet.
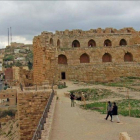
[39,95,57,140]
[18,91,52,140]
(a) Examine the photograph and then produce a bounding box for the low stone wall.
[24,85,58,91]
[17,91,52,140]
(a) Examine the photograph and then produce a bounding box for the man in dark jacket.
[70,92,75,107]
[111,102,120,123]
[105,101,112,120]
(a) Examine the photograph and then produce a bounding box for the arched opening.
[88,39,96,47]
[124,52,133,62]
[80,53,90,63]
[120,39,127,46]
[57,39,60,47]
[58,54,67,64]
[104,39,112,47]
[72,40,80,47]
[50,38,53,45]
[102,53,112,62]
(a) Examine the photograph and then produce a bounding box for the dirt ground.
[50,80,140,140]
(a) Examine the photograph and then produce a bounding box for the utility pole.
[8,28,9,46]
[10,27,12,44]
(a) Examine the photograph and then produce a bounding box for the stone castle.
[33,27,140,84]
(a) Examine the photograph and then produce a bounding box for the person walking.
[111,102,120,123]
[70,92,75,107]
[105,101,112,120]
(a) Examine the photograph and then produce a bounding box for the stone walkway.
[50,81,140,140]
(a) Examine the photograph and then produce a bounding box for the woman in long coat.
[111,102,120,123]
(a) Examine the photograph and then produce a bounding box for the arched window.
[58,55,67,64]
[120,39,127,46]
[72,40,80,47]
[57,39,60,47]
[102,53,112,62]
[104,39,112,47]
[50,38,53,45]
[88,39,96,47]
[80,53,90,63]
[124,52,133,62]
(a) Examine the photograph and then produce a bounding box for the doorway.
[61,72,66,79]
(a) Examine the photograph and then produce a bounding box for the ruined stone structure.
[33,27,140,84]
[19,67,33,87]
[0,89,17,105]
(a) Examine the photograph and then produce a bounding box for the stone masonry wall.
[33,28,140,84]
[18,91,51,140]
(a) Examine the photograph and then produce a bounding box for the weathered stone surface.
[17,91,51,140]
[33,28,140,84]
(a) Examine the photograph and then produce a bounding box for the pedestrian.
[70,92,75,107]
[111,102,120,123]
[105,101,112,120]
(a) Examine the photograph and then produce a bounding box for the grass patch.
[70,88,124,101]
[84,99,140,118]
[58,85,67,89]
[95,77,140,87]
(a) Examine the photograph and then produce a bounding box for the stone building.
[0,89,17,105]
[5,68,13,83]
[33,27,140,84]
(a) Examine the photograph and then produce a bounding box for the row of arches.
[50,38,127,47]
[58,52,133,64]
[50,38,60,47]
[72,39,127,47]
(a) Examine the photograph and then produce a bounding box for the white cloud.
[0,36,32,49]
[0,1,140,48]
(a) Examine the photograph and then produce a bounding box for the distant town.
[0,42,33,87]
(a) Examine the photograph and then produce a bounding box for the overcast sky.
[0,1,140,48]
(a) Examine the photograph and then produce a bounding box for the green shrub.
[0,110,17,118]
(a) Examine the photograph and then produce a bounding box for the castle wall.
[57,46,140,82]
[33,28,140,84]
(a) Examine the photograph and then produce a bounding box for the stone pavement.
[50,81,140,140]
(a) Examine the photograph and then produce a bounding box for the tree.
[28,61,33,70]
[15,61,22,67]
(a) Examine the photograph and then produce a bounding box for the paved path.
[50,81,140,140]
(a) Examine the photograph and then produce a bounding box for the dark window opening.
[7,98,9,102]
[72,40,80,47]
[104,39,112,47]
[61,72,66,79]
[120,39,127,46]
[88,39,96,47]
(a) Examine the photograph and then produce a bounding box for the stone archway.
[120,39,127,46]
[104,39,112,47]
[58,54,67,64]
[50,38,53,45]
[57,39,60,47]
[80,53,90,63]
[124,52,133,62]
[88,39,96,47]
[72,40,80,47]
[102,53,112,62]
